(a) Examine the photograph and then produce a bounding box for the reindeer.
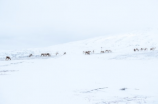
[135,48,139,51]
[141,48,144,51]
[41,53,51,57]
[63,52,66,55]
[150,47,156,51]
[105,50,112,53]
[46,53,51,56]
[105,50,109,53]
[144,48,148,51]
[134,48,140,52]
[6,56,11,61]
[56,52,59,56]
[85,51,90,55]
[41,53,45,56]
[134,49,136,52]
[100,51,104,53]
[140,48,148,51]
[29,54,33,57]
[108,50,112,53]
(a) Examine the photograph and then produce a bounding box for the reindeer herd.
[134,47,156,52]
[101,50,112,53]
[4,47,157,61]
[83,49,112,55]
[5,52,66,61]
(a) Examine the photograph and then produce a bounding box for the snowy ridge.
[0,32,158,60]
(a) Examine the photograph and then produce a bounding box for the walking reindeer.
[150,47,156,51]
[85,51,91,55]
[6,56,11,61]
[29,54,33,57]
[41,53,51,57]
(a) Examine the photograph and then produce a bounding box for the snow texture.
[0,33,158,104]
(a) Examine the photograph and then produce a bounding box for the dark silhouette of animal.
[41,53,45,56]
[85,51,90,55]
[144,48,148,51]
[56,52,59,56]
[101,51,104,53]
[63,52,66,55]
[150,47,156,51]
[105,50,112,53]
[46,53,51,56]
[134,49,136,52]
[141,48,144,51]
[136,48,139,51]
[29,54,33,57]
[6,56,11,60]
[134,48,139,52]
[41,53,51,57]
[105,50,109,53]
[140,48,148,51]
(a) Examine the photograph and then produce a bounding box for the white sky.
[0,0,158,50]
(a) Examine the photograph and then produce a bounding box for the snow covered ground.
[0,33,158,104]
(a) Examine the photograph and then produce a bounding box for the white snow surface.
[0,33,158,104]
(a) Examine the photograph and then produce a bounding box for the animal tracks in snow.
[81,87,109,93]
[0,70,18,75]
[0,61,23,75]
[96,96,148,104]
[0,61,24,67]
[76,87,150,104]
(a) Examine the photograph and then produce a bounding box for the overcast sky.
[0,0,158,50]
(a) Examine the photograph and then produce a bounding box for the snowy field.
[0,33,158,104]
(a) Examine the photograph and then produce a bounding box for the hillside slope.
[0,32,158,60]
[0,32,158,104]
